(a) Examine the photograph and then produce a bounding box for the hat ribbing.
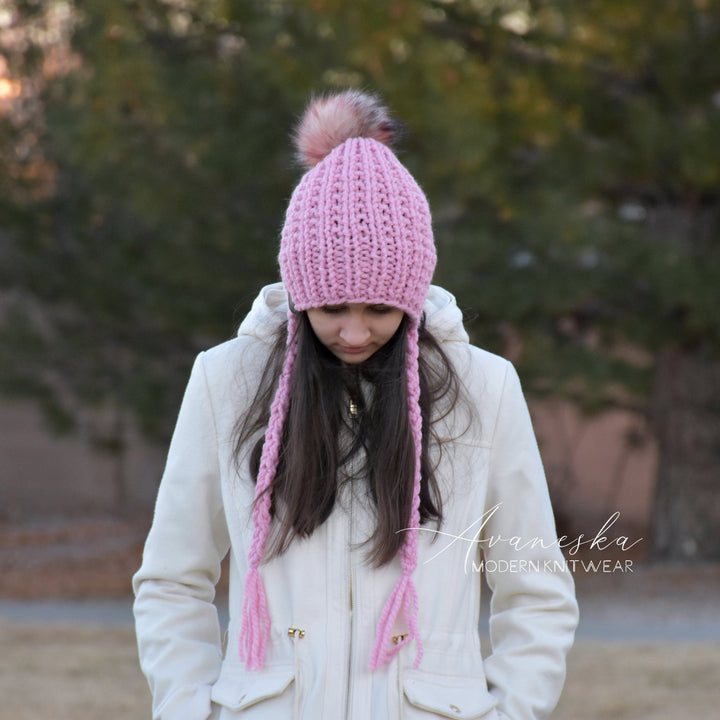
[240,90,436,671]
[280,135,436,320]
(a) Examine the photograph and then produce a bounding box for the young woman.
[133,90,578,720]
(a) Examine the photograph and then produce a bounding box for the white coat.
[133,283,578,720]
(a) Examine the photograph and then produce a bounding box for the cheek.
[313,324,336,346]
[305,313,334,347]
[379,315,404,342]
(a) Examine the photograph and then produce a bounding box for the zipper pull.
[349,398,358,418]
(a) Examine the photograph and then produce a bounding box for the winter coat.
[133,283,578,720]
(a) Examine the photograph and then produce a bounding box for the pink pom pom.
[294,90,398,168]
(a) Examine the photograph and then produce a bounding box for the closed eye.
[368,305,394,314]
[320,305,347,314]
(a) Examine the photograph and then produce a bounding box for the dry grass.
[555,641,720,720]
[2,623,719,719]
[1,624,151,720]
[0,518,145,599]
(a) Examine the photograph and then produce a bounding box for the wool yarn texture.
[239,90,436,671]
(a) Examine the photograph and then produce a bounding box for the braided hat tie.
[240,90,436,670]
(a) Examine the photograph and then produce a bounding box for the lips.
[339,345,370,354]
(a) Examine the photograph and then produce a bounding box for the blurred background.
[0,1,719,718]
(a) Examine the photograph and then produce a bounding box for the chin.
[339,354,370,364]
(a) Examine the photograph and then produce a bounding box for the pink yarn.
[241,91,436,670]
[239,312,299,670]
[280,122,436,322]
[369,320,424,669]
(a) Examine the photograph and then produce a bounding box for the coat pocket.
[211,666,294,712]
[403,669,498,719]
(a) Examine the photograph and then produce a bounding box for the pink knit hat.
[240,90,436,671]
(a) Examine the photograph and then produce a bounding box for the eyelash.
[319,306,393,315]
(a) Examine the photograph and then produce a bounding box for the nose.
[338,313,371,347]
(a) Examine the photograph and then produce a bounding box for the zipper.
[344,395,359,719]
[288,627,305,720]
[345,504,354,719]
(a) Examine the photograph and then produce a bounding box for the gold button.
[450,704,461,714]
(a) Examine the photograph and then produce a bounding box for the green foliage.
[420,0,720,405]
[1,0,718,439]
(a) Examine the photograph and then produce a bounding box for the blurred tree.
[0,0,307,511]
[1,0,718,556]
[414,0,720,561]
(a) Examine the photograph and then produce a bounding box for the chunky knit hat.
[240,90,436,671]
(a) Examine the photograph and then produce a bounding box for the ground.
[2,516,720,719]
[0,516,148,598]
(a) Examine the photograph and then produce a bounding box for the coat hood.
[236,282,470,346]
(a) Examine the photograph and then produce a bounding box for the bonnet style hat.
[240,90,437,670]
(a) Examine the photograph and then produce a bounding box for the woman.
[133,90,578,719]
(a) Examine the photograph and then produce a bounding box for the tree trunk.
[649,348,720,560]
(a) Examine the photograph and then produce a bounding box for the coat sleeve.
[481,361,579,720]
[133,352,231,720]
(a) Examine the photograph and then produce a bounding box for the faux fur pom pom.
[294,90,398,168]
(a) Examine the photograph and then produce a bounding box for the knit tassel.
[239,311,299,670]
[239,567,270,669]
[369,570,422,668]
[369,320,424,670]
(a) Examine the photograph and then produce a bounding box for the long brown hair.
[234,311,468,566]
